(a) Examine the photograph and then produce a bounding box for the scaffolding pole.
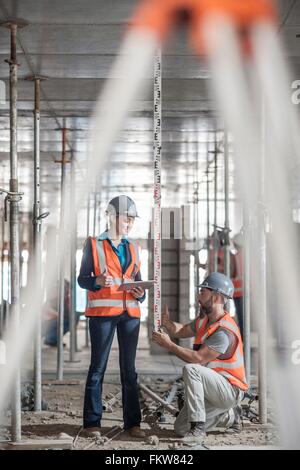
[9,22,21,442]
[69,152,77,362]
[85,193,90,348]
[206,144,211,272]
[57,127,68,380]
[93,189,97,237]
[0,208,5,335]
[153,49,162,331]
[97,191,101,237]
[193,123,200,287]
[223,131,230,277]
[243,206,251,385]
[33,76,42,410]
[258,102,268,424]
[1,19,27,443]
[213,132,218,272]
[193,179,199,289]
[26,75,47,411]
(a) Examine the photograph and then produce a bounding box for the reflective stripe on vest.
[233,277,243,296]
[128,238,140,266]
[195,316,206,332]
[207,346,244,370]
[201,318,240,342]
[88,299,139,308]
[97,237,140,274]
[91,277,123,287]
[96,239,107,273]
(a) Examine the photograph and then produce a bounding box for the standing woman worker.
[78,195,146,438]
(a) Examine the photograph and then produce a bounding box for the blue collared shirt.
[98,231,128,273]
[77,232,146,303]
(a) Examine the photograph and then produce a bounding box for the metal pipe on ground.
[139,383,178,417]
[156,381,180,419]
[103,391,122,412]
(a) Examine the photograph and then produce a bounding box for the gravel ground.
[0,380,280,450]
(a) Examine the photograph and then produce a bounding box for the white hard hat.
[198,272,234,299]
[106,195,139,218]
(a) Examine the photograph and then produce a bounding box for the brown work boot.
[81,427,101,439]
[128,426,146,438]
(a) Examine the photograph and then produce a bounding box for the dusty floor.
[0,323,280,450]
[0,379,279,450]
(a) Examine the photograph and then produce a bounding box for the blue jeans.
[83,312,141,429]
[43,318,69,346]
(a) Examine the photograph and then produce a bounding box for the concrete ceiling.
[0,0,299,236]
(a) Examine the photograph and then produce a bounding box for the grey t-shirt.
[190,318,238,358]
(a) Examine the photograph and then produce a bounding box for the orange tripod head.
[131,0,277,55]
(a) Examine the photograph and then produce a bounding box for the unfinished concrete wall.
[178,238,193,349]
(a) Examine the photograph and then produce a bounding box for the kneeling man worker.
[152,272,248,446]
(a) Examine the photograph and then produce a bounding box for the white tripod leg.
[202,14,269,428]
[0,29,159,415]
[251,23,300,449]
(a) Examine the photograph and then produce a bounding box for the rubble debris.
[58,432,73,440]
[15,381,280,450]
[168,442,180,449]
[19,383,49,411]
[147,435,159,445]
[97,436,109,445]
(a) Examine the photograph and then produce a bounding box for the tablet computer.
[117,280,154,291]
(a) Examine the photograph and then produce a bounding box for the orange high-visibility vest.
[85,237,141,318]
[208,246,244,298]
[193,312,248,391]
[232,250,243,298]
[208,247,224,273]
